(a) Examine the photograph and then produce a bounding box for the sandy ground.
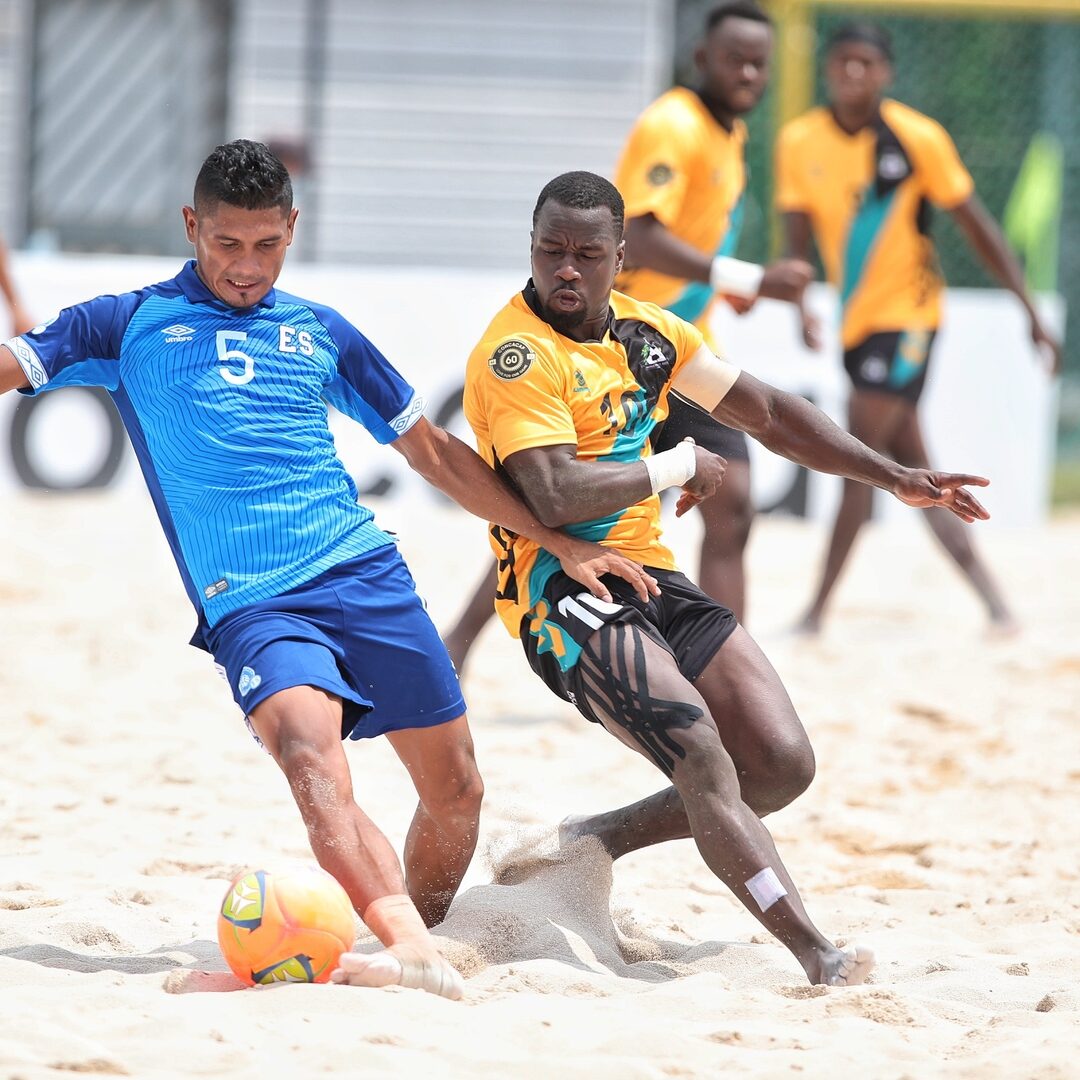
[1,489,1078,1079]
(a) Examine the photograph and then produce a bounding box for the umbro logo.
[162,323,196,343]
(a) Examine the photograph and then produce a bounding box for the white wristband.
[709,256,765,299]
[644,439,696,494]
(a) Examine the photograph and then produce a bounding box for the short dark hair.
[193,139,293,213]
[827,21,894,62]
[706,1,772,34]
[532,171,624,237]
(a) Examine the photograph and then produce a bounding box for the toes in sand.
[823,944,875,987]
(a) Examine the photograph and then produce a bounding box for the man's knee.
[744,736,816,815]
[700,486,753,552]
[422,768,485,826]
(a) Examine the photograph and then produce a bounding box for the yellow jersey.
[614,87,748,326]
[775,99,974,349]
[464,283,704,644]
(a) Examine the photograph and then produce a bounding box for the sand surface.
[1,490,1078,1079]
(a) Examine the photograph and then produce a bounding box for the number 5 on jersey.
[217,330,256,385]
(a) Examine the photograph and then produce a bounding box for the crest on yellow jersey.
[647,163,674,186]
[489,339,536,380]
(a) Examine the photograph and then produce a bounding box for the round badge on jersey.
[647,163,674,187]
[489,340,535,380]
[878,150,909,182]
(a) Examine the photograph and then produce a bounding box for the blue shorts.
[195,544,465,741]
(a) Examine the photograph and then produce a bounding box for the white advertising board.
[0,253,1061,528]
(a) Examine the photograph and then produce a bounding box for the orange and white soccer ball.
[217,866,356,986]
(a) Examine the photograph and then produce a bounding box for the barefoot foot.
[805,944,875,986]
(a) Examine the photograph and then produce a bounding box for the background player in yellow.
[441,1,811,675]
[776,22,1060,635]
[464,170,993,985]
[614,0,817,624]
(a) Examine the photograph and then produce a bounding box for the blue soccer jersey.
[6,261,424,626]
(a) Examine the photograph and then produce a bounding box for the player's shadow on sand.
[0,937,231,976]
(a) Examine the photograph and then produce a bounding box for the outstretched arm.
[712,370,990,523]
[392,417,659,602]
[950,195,1061,373]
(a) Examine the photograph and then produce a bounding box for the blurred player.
[442,1,813,673]
[0,232,34,335]
[0,141,655,1000]
[776,22,1060,635]
[463,170,992,984]
[614,0,815,620]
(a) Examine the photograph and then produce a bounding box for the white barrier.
[0,253,1061,527]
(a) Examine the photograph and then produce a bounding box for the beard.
[538,300,588,336]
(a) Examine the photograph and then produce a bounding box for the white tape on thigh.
[745,867,788,912]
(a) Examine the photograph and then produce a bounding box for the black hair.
[193,139,293,213]
[532,171,625,237]
[826,21,894,62]
[705,1,773,34]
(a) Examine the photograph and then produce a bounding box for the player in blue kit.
[0,140,657,999]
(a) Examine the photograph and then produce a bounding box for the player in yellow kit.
[464,170,993,985]
[614,0,816,622]
[441,2,811,675]
[776,22,1059,634]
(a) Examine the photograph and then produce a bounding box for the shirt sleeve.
[314,304,424,444]
[665,313,706,382]
[617,110,695,228]
[465,336,575,461]
[913,118,975,210]
[7,292,142,396]
[773,123,811,213]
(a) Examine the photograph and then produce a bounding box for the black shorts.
[843,330,936,405]
[519,565,738,725]
[651,391,749,462]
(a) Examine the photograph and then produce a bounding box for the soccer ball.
[217,866,356,986]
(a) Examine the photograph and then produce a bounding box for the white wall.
[0,253,1061,528]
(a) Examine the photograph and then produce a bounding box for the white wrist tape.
[709,256,765,299]
[644,439,696,494]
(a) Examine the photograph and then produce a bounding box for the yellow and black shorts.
[519,565,738,726]
[843,329,937,405]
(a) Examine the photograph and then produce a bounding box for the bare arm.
[781,211,814,263]
[497,440,727,529]
[780,211,822,350]
[0,343,29,394]
[624,213,711,283]
[0,243,33,336]
[713,371,990,522]
[498,443,652,529]
[950,195,1060,373]
[625,213,814,306]
[391,417,658,601]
